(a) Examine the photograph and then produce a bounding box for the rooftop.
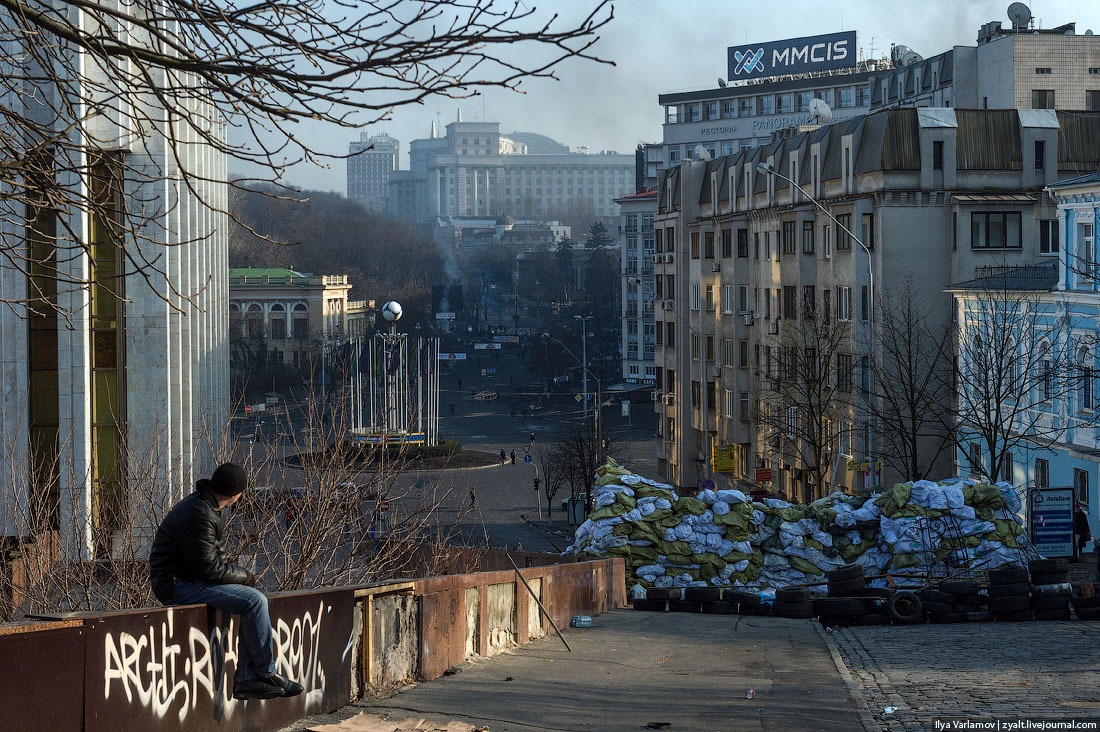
[947,261,1060,292]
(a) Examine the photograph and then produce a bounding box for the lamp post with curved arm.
[756,160,877,489]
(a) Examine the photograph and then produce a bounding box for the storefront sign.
[728,31,856,81]
[712,445,738,473]
[1031,486,1075,558]
[755,468,773,483]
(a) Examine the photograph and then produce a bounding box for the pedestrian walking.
[510,449,516,465]
[529,431,535,443]
[522,407,528,420]
[1075,503,1092,554]
[149,463,303,701]
[458,378,462,389]
[510,409,516,424]
[499,448,506,466]
[449,400,455,415]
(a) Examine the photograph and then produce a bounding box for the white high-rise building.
[347,131,399,212]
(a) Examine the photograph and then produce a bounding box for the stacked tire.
[773,587,814,618]
[826,564,866,596]
[635,587,676,611]
[687,587,737,614]
[919,587,962,623]
[1029,559,1071,620]
[725,589,762,615]
[940,579,992,622]
[987,565,1033,621]
[1070,589,1100,620]
[813,564,874,626]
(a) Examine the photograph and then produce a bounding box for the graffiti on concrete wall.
[102,601,344,723]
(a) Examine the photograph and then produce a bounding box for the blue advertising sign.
[728,31,857,81]
[1031,486,1075,558]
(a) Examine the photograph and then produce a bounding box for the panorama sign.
[727,31,857,81]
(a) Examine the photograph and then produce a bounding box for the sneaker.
[232,678,284,701]
[263,672,304,698]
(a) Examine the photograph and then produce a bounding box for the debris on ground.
[307,712,488,732]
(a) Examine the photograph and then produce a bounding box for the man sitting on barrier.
[149,462,303,701]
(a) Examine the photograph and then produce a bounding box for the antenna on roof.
[1007,2,1032,31]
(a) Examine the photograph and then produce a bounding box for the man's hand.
[245,573,259,588]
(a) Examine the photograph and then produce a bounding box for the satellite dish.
[808,98,833,125]
[1007,2,1032,28]
[693,144,712,161]
[902,51,923,66]
[1087,29,1095,36]
[718,78,727,88]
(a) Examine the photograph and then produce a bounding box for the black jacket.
[149,480,251,603]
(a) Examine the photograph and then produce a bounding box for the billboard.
[727,31,856,81]
[712,445,738,473]
[1030,486,1076,558]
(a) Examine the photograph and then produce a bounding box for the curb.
[815,621,882,732]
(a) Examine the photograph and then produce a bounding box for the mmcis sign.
[727,31,857,81]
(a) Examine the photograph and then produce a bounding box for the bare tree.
[537,447,566,519]
[755,307,853,501]
[1,0,613,313]
[862,278,955,481]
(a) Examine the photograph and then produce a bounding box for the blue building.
[949,173,1100,545]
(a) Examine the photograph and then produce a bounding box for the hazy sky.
[274,0,1094,194]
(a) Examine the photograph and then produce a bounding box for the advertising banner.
[712,445,738,473]
[437,352,467,360]
[727,31,857,81]
[474,343,502,350]
[1031,486,1075,558]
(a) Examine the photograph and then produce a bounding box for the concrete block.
[371,595,419,688]
[485,583,516,654]
[464,587,479,659]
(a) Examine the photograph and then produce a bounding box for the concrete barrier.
[0,557,625,732]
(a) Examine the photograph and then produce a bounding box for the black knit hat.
[210,462,248,497]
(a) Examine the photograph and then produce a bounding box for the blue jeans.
[171,579,276,683]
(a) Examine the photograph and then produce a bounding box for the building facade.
[228,268,354,369]
[654,107,1100,498]
[347,131,399,212]
[871,20,1100,113]
[615,189,658,386]
[388,119,634,224]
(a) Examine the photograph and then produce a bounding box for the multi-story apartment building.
[347,131,399,212]
[654,107,1100,499]
[615,189,658,385]
[229,268,355,369]
[950,173,1100,540]
[388,118,633,224]
[871,20,1100,112]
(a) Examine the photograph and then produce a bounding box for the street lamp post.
[757,161,877,489]
[544,331,602,465]
[574,315,593,423]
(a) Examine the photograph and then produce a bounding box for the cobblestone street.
[825,621,1100,732]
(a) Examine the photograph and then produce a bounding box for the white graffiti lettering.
[103,603,336,722]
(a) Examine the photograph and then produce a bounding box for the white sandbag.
[712,500,731,516]
[763,498,792,510]
[654,497,673,510]
[716,489,748,504]
[674,523,694,540]
[697,489,717,506]
[635,564,665,577]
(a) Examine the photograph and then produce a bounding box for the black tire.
[668,599,701,613]
[773,601,814,619]
[963,611,994,622]
[1029,558,1069,575]
[814,597,874,617]
[995,610,1034,621]
[826,564,864,582]
[941,579,981,596]
[818,615,856,628]
[954,601,985,613]
[1070,591,1100,609]
[1032,594,1070,612]
[988,582,1032,597]
[988,565,1028,585]
[1034,608,1072,621]
[685,587,721,603]
[887,591,923,624]
[862,587,896,599]
[919,589,954,605]
[632,598,666,611]
[856,613,892,625]
[646,588,679,601]
[989,594,1031,614]
[724,590,760,605]
[747,603,773,617]
[776,587,811,603]
[922,601,954,616]
[1074,606,1100,621]
[701,600,737,614]
[930,612,964,624]
[827,577,867,596]
[1030,572,1070,587]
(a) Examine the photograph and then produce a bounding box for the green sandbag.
[612,523,632,537]
[657,515,684,529]
[875,483,912,517]
[964,483,1005,513]
[614,492,637,509]
[634,484,677,500]
[890,552,921,570]
[666,552,694,565]
[656,539,692,556]
[629,526,661,544]
[589,504,628,521]
[645,507,677,522]
[788,556,825,576]
[721,551,753,564]
[803,536,825,552]
[674,496,708,515]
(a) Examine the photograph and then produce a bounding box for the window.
[861,212,875,249]
[739,392,749,422]
[705,284,715,311]
[1001,455,1013,484]
[721,100,736,118]
[782,286,797,320]
[838,421,853,455]
[691,283,701,311]
[1080,348,1094,410]
[691,380,701,408]
[836,213,852,250]
[776,94,791,113]
[803,285,815,319]
[969,443,982,475]
[1035,140,1046,170]
[753,232,760,259]
[765,231,771,259]
[738,339,749,368]
[1040,219,1059,254]
[1041,357,1053,400]
[722,229,732,258]
[737,229,748,258]
[839,87,855,107]
[837,354,852,391]
[860,286,869,321]
[270,318,286,340]
[933,140,943,170]
[739,98,754,116]
[802,220,814,254]
[1082,223,1096,281]
[1032,89,1055,109]
[822,224,831,258]
[691,333,701,360]
[860,355,871,392]
[738,285,749,314]
[691,231,700,259]
[837,286,852,321]
[1076,469,1090,508]
[971,212,1022,248]
[782,221,797,254]
[785,406,797,438]
[706,335,715,362]
[1089,91,1100,112]
[1035,458,1049,488]
[655,229,663,252]
[758,95,774,114]
[704,101,718,120]
[667,322,675,344]
[704,231,714,258]
[722,338,735,367]
[1035,67,1052,75]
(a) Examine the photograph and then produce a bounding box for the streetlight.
[574,315,594,423]
[756,160,877,489]
[543,331,603,463]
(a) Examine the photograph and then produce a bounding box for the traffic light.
[533,477,540,491]
[530,431,535,443]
